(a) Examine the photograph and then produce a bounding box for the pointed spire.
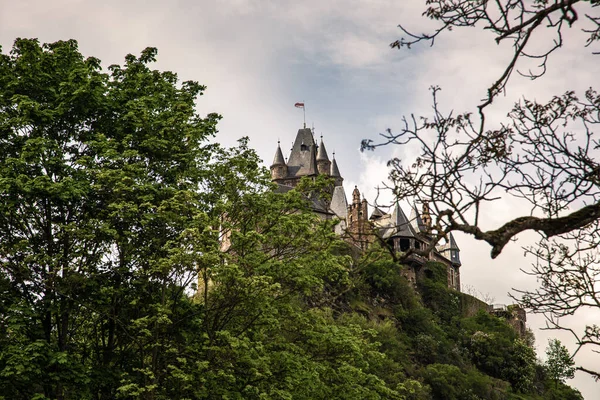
[410,202,427,233]
[448,232,460,251]
[369,207,384,220]
[352,186,361,204]
[271,141,286,167]
[439,232,461,266]
[317,138,330,162]
[331,157,341,177]
[392,202,415,237]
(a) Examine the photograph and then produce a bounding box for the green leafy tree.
[0,37,587,400]
[0,38,218,399]
[545,339,576,384]
[0,39,406,399]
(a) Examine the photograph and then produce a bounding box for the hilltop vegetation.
[0,39,583,399]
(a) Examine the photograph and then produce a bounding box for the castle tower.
[316,137,331,175]
[438,233,461,266]
[438,232,461,290]
[421,202,432,232]
[347,186,371,250]
[272,127,318,187]
[352,186,361,205]
[270,141,287,182]
[330,155,343,186]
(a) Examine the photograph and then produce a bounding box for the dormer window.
[301,143,308,151]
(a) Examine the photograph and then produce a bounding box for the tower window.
[399,238,410,251]
[301,144,308,151]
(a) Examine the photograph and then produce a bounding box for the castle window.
[301,144,308,151]
[399,238,410,251]
[386,238,394,250]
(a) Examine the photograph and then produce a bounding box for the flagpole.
[303,100,306,128]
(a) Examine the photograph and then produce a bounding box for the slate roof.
[379,203,417,239]
[316,138,330,162]
[286,128,318,178]
[330,158,341,177]
[447,232,460,251]
[409,203,427,233]
[272,143,285,166]
[437,232,461,265]
[369,207,385,220]
[330,185,348,219]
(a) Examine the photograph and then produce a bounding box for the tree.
[0,39,408,399]
[362,0,600,380]
[546,339,576,384]
[0,38,222,399]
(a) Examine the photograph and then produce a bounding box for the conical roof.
[391,202,416,237]
[369,207,384,220]
[317,138,330,162]
[331,157,341,177]
[409,203,427,233]
[271,143,285,167]
[439,232,461,265]
[447,232,460,251]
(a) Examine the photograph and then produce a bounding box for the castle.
[270,127,462,292]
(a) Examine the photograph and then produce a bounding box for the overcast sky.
[1,0,599,397]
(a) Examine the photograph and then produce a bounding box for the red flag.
[294,102,305,108]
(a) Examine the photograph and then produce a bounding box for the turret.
[361,196,368,218]
[347,186,371,250]
[270,141,287,181]
[316,137,331,175]
[422,202,432,232]
[330,154,343,187]
[439,232,461,266]
[352,186,361,205]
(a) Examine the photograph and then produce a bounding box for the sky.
[1,0,599,397]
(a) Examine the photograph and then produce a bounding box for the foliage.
[545,339,576,384]
[0,38,584,399]
[422,363,508,400]
[361,0,600,380]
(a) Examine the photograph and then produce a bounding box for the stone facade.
[270,127,462,291]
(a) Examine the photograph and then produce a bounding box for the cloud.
[2,0,598,396]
